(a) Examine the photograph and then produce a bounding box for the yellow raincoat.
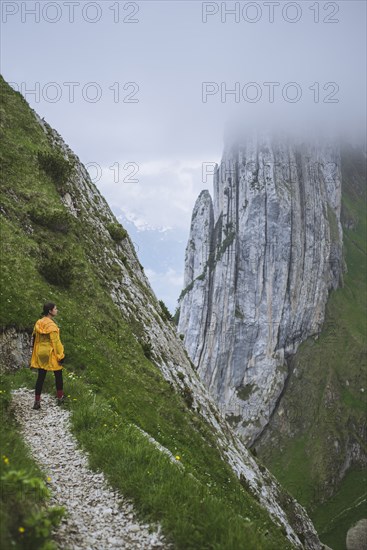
[30,317,65,371]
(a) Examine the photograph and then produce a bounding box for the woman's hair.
[42,302,56,316]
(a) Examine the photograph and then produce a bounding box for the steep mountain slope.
[0,76,324,549]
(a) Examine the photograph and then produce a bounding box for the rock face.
[178,133,344,444]
[0,328,32,373]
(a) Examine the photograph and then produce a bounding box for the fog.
[2,0,366,308]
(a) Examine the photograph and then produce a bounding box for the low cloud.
[93,158,211,232]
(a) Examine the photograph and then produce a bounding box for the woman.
[30,302,65,410]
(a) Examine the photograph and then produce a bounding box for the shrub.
[158,300,173,322]
[141,341,153,360]
[37,151,73,190]
[216,231,236,260]
[107,223,127,243]
[39,253,75,288]
[173,307,180,326]
[178,280,194,302]
[1,468,64,550]
[29,207,70,233]
[181,384,194,409]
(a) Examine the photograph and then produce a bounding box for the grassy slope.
[0,76,295,549]
[255,146,367,550]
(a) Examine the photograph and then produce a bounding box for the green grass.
[7,362,293,549]
[0,76,295,549]
[311,468,367,550]
[255,145,367,547]
[0,376,64,549]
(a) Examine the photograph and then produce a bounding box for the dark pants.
[35,369,63,396]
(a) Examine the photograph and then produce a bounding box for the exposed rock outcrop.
[346,518,367,550]
[0,328,32,373]
[178,133,344,445]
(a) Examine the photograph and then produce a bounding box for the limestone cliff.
[178,133,344,445]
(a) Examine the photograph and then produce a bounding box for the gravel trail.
[11,388,169,550]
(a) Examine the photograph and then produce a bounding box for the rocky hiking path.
[11,389,169,550]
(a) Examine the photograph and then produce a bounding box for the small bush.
[1,468,64,550]
[158,300,173,322]
[109,262,122,279]
[173,307,180,326]
[29,207,70,233]
[39,253,75,288]
[23,507,65,547]
[107,223,127,243]
[141,341,153,360]
[118,254,128,267]
[181,384,194,409]
[37,151,73,190]
[178,280,195,302]
[239,473,252,493]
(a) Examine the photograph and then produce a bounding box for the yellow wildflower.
[175,455,181,461]
[18,527,25,533]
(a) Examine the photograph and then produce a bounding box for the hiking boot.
[57,395,66,406]
[32,401,41,410]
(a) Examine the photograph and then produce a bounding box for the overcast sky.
[2,0,366,310]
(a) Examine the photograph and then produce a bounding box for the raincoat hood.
[31,316,64,371]
[34,317,59,334]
